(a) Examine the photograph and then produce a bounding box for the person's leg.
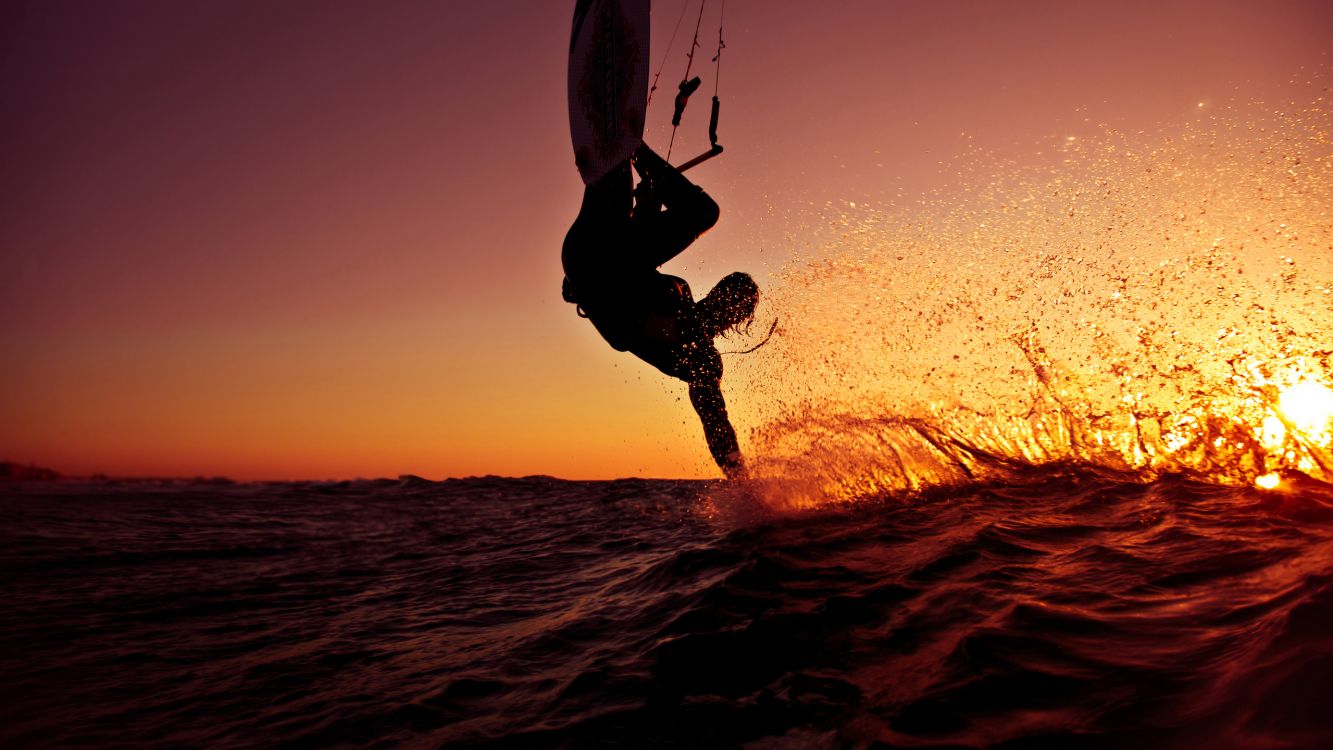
[565,159,634,275]
[631,145,719,268]
[581,160,633,223]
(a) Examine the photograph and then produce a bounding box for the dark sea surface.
[3,471,1333,749]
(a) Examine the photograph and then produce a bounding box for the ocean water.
[6,83,1330,750]
[3,471,1333,749]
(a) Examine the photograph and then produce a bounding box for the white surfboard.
[568,0,650,185]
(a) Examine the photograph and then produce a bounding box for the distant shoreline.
[0,461,62,482]
[0,466,692,485]
[0,461,237,484]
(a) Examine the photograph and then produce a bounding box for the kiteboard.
[568,0,651,185]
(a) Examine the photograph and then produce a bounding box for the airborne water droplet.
[730,89,1333,505]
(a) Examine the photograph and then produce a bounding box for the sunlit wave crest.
[733,85,1333,507]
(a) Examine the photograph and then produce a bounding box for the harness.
[562,274,687,323]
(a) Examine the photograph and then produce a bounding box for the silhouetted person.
[563,144,758,478]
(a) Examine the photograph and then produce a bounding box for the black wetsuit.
[562,145,743,476]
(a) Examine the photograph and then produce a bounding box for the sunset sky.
[2,0,1329,480]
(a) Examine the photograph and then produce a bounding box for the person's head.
[709,272,759,334]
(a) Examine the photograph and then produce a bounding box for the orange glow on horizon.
[2,1,1330,480]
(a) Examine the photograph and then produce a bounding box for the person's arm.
[689,380,746,479]
[632,146,720,268]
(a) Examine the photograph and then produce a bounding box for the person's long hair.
[714,272,759,338]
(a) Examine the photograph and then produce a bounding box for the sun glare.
[1277,380,1333,443]
[1255,472,1281,490]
